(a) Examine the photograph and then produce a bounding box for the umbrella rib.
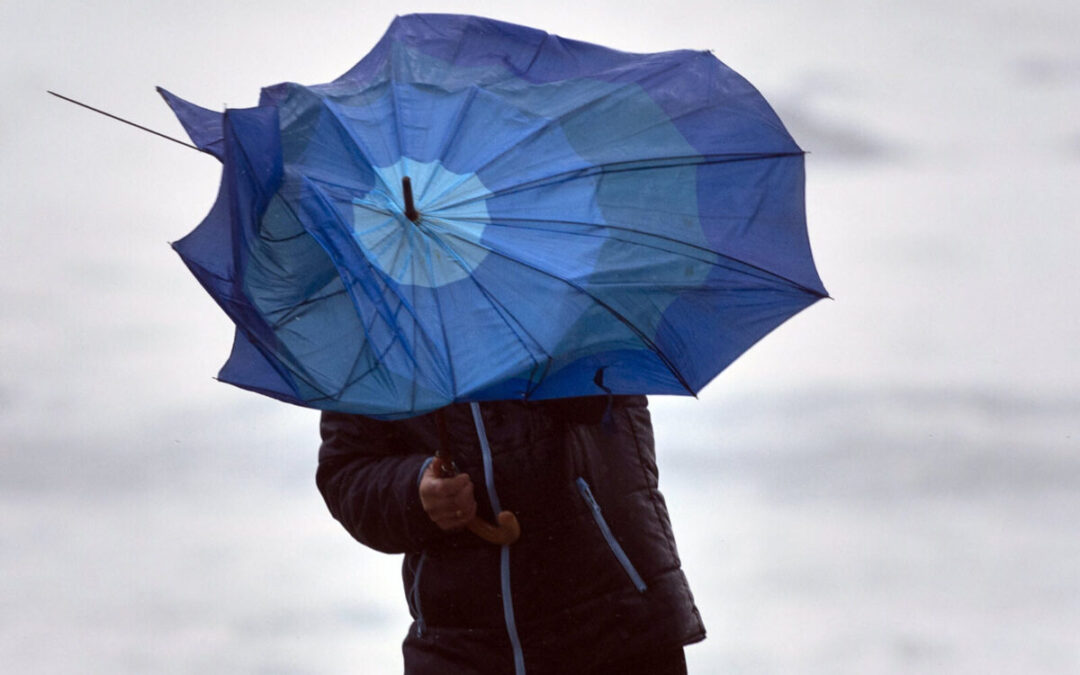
[178,256,333,399]
[386,41,429,412]
[414,228,462,397]
[241,196,387,400]
[671,52,795,139]
[481,215,824,297]
[251,185,433,405]
[492,217,717,262]
[303,179,456,401]
[415,86,484,211]
[447,212,814,298]
[302,183,419,386]
[622,54,795,140]
[461,277,550,395]
[256,227,311,244]
[425,152,822,295]
[520,31,546,77]
[320,73,555,395]
[430,152,824,295]
[403,218,458,401]
[449,81,646,183]
[316,94,398,197]
[218,132,347,399]
[299,172,468,399]
[326,272,416,403]
[265,280,350,329]
[460,151,803,208]
[458,60,695,181]
[400,105,488,209]
[420,218,695,396]
[315,236,518,406]
[173,19,828,415]
[420,216,550,389]
[336,287,413,403]
[246,192,383,390]
[554,49,793,143]
[302,280,421,409]
[389,66,408,184]
[431,85,480,170]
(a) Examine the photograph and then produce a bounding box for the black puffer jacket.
[317,395,705,674]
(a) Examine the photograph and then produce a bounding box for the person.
[316,394,705,674]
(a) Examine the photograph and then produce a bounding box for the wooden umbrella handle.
[432,454,521,546]
[466,510,521,546]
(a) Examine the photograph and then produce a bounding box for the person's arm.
[315,410,447,554]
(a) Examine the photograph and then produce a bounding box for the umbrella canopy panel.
[165,13,827,418]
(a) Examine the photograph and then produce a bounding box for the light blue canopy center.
[351,158,493,288]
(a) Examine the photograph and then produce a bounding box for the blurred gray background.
[2,1,1078,673]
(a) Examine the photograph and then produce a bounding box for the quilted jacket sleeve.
[315,411,445,554]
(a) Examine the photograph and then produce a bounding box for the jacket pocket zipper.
[576,477,647,593]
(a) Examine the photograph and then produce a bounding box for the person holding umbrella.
[318,395,704,674]
[144,12,825,675]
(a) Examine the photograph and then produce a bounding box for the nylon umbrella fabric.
[161,13,828,419]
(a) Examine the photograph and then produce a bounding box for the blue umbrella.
[161,13,827,419]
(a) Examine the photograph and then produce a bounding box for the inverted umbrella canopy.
[162,13,827,419]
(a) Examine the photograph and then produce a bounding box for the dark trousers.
[591,647,687,675]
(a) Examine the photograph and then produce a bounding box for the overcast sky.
[2,1,1079,673]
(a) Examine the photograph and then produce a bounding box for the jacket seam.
[625,407,680,562]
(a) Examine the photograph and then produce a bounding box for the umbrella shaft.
[47,90,200,151]
[402,176,420,222]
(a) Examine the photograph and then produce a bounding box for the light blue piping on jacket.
[410,551,427,637]
[410,455,436,635]
[470,402,526,675]
[576,477,648,593]
[412,457,435,637]
[417,456,435,485]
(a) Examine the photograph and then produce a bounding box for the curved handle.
[467,510,521,546]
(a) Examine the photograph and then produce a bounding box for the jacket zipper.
[471,402,526,675]
[576,477,648,593]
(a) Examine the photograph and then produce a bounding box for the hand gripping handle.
[432,454,521,546]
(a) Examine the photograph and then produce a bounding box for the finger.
[433,511,469,531]
[429,473,471,498]
[438,498,476,527]
[421,480,463,516]
[426,497,463,520]
[452,487,476,513]
[447,473,472,491]
[436,500,474,525]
